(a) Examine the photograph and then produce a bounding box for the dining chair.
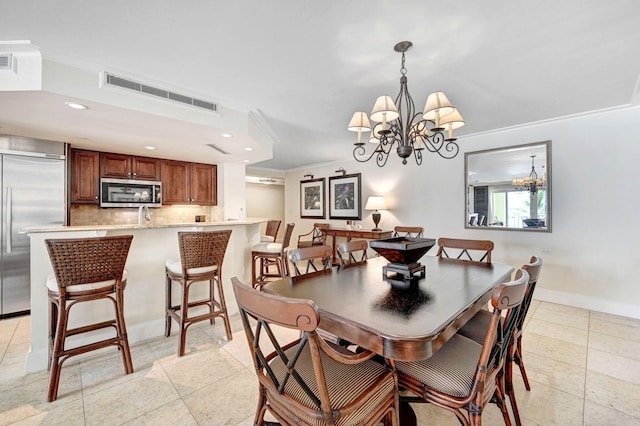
[457,256,543,425]
[288,244,333,277]
[252,223,295,290]
[392,226,423,238]
[397,268,529,426]
[45,235,134,402]
[165,230,233,356]
[297,222,330,248]
[436,237,494,264]
[231,277,400,426]
[260,219,281,243]
[337,240,368,267]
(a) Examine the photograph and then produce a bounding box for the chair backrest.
[264,220,281,241]
[281,223,295,251]
[477,269,529,388]
[305,223,330,245]
[288,245,332,276]
[46,235,133,289]
[178,230,231,273]
[514,256,543,333]
[393,226,423,238]
[231,277,394,425]
[337,240,368,266]
[436,237,494,264]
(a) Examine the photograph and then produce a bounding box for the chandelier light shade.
[512,155,546,193]
[349,41,465,166]
[348,112,372,143]
[365,196,387,231]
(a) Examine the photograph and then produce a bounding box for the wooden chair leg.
[505,353,522,425]
[178,281,189,357]
[48,301,69,402]
[215,275,233,341]
[208,278,216,325]
[114,289,134,374]
[48,299,58,371]
[515,338,531,391]
[165,274,172,337]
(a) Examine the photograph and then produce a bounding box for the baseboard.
[534,288,640,320]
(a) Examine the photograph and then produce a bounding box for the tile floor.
[1,300,639,425]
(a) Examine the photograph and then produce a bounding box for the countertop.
[24,218,266,234]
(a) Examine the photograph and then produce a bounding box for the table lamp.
[365,196,387,231]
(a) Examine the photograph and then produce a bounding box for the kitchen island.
[25,219,264,372]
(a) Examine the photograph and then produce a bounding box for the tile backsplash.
[70,205,224,226]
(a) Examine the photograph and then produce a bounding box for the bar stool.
[45,235,134,402]
[251,223,295,290]
[165,230,232,356]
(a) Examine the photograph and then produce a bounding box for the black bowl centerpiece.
[369,237,436,286]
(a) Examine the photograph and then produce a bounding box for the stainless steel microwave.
[100,178,162,208]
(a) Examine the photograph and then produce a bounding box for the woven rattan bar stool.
[165,230,232,356]
[45,235,134,402]
[251,222,295,290]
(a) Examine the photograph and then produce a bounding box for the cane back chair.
[297,223,330,248]
[231,278,399,425]
[337,240,369,267]
[397,269,529,426]
[436,237,494,264]
[252,223,295,290]
[261,220,281,243]
[45,235,134,402]
[288,244,333,277]
[392,226,423,238]
[457,256,543,424]
[165,230,233,356]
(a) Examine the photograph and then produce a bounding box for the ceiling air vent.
[206,143,230,155]
[0,53,13,71]
[100,72,218,113]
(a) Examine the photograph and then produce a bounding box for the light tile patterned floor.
[1,300,639,425]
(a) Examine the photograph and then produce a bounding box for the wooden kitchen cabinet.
[100,152,161,180]
[70,149,100,204]
[161,160,217,205]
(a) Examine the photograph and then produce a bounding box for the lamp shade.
[439,108,465,130]
[365,195,387,211]
[347,112,372,132]
[370,96,399,123]
[423,91,454,120]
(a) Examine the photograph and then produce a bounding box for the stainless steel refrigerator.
[1,135,66,317]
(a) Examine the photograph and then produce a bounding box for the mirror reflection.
[465,141,551,232]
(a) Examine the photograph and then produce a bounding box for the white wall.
[283,105,640,319]
[246,182,285,240]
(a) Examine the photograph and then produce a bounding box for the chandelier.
[512,155,546,193]
[347,41,465,166]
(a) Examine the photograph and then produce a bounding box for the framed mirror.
[465,141,551,232]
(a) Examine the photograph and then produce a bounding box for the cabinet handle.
[133,173,137,176]
[95,196,99,200]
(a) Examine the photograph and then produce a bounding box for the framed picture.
[300,178,325,218]
[329,173,362,220]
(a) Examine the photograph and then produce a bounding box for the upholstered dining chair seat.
[251,242,283,253]
[165,258,218,275]
[46,270,128,293]
[269,342,396,425]
[457,309,494,344]
[397,334,482,398]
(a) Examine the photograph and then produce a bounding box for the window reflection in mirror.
[465,141,551,232]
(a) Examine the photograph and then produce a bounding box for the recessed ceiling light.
[221,133,232,138]
[243,159,250,163]
[65,102,88,110]
[244,147,253,151]
[144,146,156,150]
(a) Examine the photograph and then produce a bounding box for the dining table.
[263,255,514,424]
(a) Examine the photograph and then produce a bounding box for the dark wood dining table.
[264,255,513,362]
[264,255,513,425]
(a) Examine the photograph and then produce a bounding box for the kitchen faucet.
[138,205,151,225]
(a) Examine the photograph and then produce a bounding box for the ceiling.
[1,1,640,172]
